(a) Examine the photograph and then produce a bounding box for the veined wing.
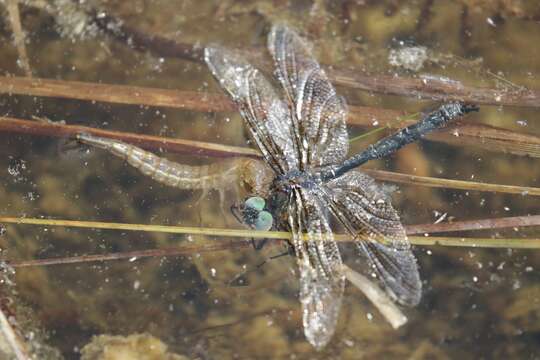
[205,46,296,174]
[287,187,345,350]
[325,170,421,306]
[268,24,348,169]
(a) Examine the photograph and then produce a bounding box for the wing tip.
[267,23,285,55]
[391,267,422,307]
[303,312,337,351]
[396,286,422,307]
[203,45,223,78]
[306,333,332,351]
[268,23,304,56]
[269,22,289,38]
[204,45,257,100]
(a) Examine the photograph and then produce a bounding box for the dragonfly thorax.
[273,169,322,192]
[264,170,323,228]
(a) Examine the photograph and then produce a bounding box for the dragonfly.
[76,24,477,350]
[204,24,477,349]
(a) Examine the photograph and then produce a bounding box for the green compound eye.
[254,210,273,231]
[245,196,266,211]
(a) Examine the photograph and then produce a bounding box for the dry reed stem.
[328,69,540,108]
[2,76,539,158]
[19,1,539,108]
[342,265,407,329]
[8,240,253,268]
[363,169,540,196]
[1,116,539,196]
[86,7,540,108]
[406,214,540,235]
[6,234,540,269]
[0,307,30,360]
[5,0,32,77]
[2,216,540,252]
[0,76,399,124]
[0,116,257,157]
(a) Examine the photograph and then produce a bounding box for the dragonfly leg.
[228,244,292,287]
[252,248,293,271]
[250,238,268,251]
[194,188,209,206]
[265,248,293,262]
[227,239,270,286]
[59,135,83,153]
[218,188,230,226]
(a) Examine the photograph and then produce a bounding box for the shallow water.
[1,1,540,359]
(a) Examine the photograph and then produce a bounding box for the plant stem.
[2,216,540,250]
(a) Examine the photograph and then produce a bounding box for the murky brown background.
[1,0,540,359]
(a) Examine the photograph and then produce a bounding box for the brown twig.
[328,69,540,108]
[3,76,540,158]
[427,121,540,158]
[0,307,30,360]
[0,76,234,112]
[0,76,399,124]
[91,9,204,62]
[0,116,257,158]
[5,0,32,77]
[342,265,407,329]
[7,240,254,268]
[459,3,472,50]
[3,215,540,241]
[3,213,540,269]
[416,0,435,33]
[84,5,540,108]
[2,116,539,196]
[405,214,540,235]
[363,169,540,196]
[7,233,540,269]
[6,236,540,268]
[0,264,31,359]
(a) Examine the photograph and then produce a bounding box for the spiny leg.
[195,188,232,227]
[255,244,295,266]
[250,238,268,251]
[228,242,294,287]
[195,188,209,227]
[218,188,231,227]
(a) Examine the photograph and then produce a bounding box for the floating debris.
[388,46,428,72]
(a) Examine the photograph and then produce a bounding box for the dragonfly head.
[231,196,273,231]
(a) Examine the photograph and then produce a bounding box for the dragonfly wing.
[288,187,345,349]
[268,24,348,169]
[205,46,297,174]
[325,171,421,306]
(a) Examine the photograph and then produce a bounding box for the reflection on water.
[0,1,540,358]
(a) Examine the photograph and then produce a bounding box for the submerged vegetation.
[0,0,540,358]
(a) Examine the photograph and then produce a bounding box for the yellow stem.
[1,217,539,248]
